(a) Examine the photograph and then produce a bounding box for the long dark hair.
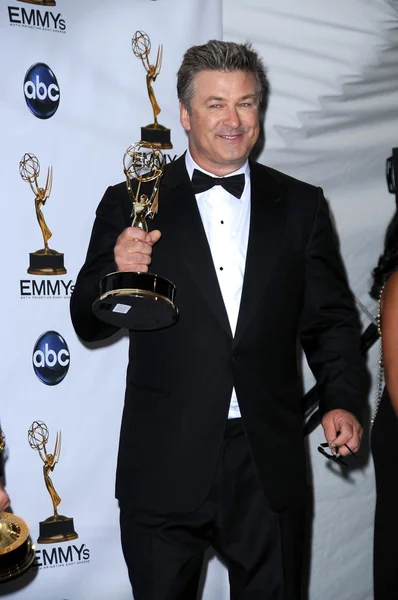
[370,210,398,299]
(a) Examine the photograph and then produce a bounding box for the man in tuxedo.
[71,40,367,599]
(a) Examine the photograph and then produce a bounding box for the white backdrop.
[0,1,221,598]
[224,1,398,599]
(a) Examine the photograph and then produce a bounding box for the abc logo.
[33,331,70,386]
[24,63,60,119]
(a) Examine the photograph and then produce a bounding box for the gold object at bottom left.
[0,429,35,582]
[28,421,78,544]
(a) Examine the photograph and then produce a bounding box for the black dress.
[371,387,398,599]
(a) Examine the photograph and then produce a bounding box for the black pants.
[371,388,398,599]
[120,419,306,600]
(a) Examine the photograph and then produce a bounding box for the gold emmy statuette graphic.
[92,141,178,330]
[28,421,78,544]
[0,429,35,582]
[19,153,67,276]
[132,30,173,149]
[17,1,56,6]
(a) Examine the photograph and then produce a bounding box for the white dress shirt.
[185,150,251,419]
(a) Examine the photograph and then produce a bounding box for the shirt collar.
[185,148,250,182]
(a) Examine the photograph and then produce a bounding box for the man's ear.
[179,101,191,132]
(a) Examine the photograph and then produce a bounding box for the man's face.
[180,70,260,176]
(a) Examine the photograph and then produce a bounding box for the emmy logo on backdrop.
[0,428,35,581]
[28,421,78,544]
[19,153,66,276]
[132,30,173,149]
[92,141,178,330]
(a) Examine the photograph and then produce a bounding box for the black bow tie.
[191,169,245,199]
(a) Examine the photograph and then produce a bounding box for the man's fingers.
[330,424,353,447]
[321,419,337,448]
[116,227,161,246]
[117,242,153,257]
[329,421,362,456]
[128,253,152,265]
[321,410,363,457]
[115,253,150,272]
[333,430,362,456]
[338,443,358,458]
[147,229,162,245]
[117,226,147,243]
[114,229,161,272]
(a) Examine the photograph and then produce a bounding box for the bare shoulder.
[380,271,398,381]
[381,271,398,324]
[383,271,398,303]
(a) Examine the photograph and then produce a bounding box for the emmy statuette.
[19,153,67,275]
[0,429,35,582]
[28,421,78,544]
[92,141,178,331]
[132,30,172,149]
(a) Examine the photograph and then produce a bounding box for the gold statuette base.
[38,515,78,544]
[93,271,178,331]
[0,513,35,582]
[17,1,56,5]
[28,248,67,275]
[141,124,173,149]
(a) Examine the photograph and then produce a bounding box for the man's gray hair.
[177,40,269,112]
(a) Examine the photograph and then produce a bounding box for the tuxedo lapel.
[159,156,232,337]
[234,162,286,345]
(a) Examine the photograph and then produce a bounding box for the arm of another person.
[0,483,10,511]
[0,445,10,511]
[298,188,368,455]
[70,184,161,343]
[380,270,398,416]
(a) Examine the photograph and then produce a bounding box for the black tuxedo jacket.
[70,155,368,513]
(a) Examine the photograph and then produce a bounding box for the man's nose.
[222,107,241,128]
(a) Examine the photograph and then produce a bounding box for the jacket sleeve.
[298,188,369,422]
[70,185,130,342]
